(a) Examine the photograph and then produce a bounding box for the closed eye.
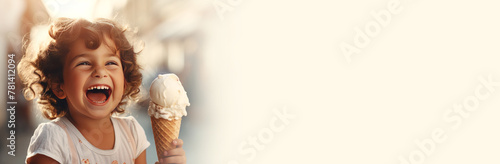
[106,61,119,66]
[76,61,91,66]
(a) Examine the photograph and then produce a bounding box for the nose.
[92,66,108,78]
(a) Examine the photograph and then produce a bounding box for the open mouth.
[86,85,112,105]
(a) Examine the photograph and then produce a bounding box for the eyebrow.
[69,53,120,64]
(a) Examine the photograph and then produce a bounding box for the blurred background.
[1,0,500,163]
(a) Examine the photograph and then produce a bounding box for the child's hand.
[155,139,186,164]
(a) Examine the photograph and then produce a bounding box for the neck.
[66,112,113,132]
[65,110,116,150]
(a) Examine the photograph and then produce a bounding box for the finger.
[163,155,186,164]
[166,148,185,157]
[161,150,170,158]
[172,139,184,148]
[159,158,169,164]
[161,149,185,158]
[155,162,159,164]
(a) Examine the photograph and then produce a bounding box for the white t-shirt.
[26,116,150,164]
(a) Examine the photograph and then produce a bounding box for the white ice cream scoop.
[148,74,190,120]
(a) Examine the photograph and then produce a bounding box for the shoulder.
[27,119,69,163]
[112,116,147,136]
[112,116,150,156]
[30,119,67,143]
[113,116,141,127]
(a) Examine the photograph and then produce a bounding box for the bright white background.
[201,0,500,163]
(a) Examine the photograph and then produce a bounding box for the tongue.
[87,92,107,102]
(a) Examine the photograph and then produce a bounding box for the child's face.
[59,35,125,120]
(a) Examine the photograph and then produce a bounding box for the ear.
[51,83,67,99]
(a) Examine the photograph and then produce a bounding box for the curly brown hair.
[19,17,142,120]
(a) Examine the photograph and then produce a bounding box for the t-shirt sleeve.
[127,116,151,158]
[26,122,69,163]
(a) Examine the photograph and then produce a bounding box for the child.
[19,17,186,164]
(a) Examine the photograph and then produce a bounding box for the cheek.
[113,70,126,95]
[65,71,87,84]
[63,71,77,87]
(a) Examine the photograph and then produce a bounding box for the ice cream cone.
[151,116,182,159]
[148,74,190,160]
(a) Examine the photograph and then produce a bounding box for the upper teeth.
[87,86,109,90]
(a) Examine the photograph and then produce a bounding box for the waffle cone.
[150,116,182,159]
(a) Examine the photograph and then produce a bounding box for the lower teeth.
[93,100,105,103]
